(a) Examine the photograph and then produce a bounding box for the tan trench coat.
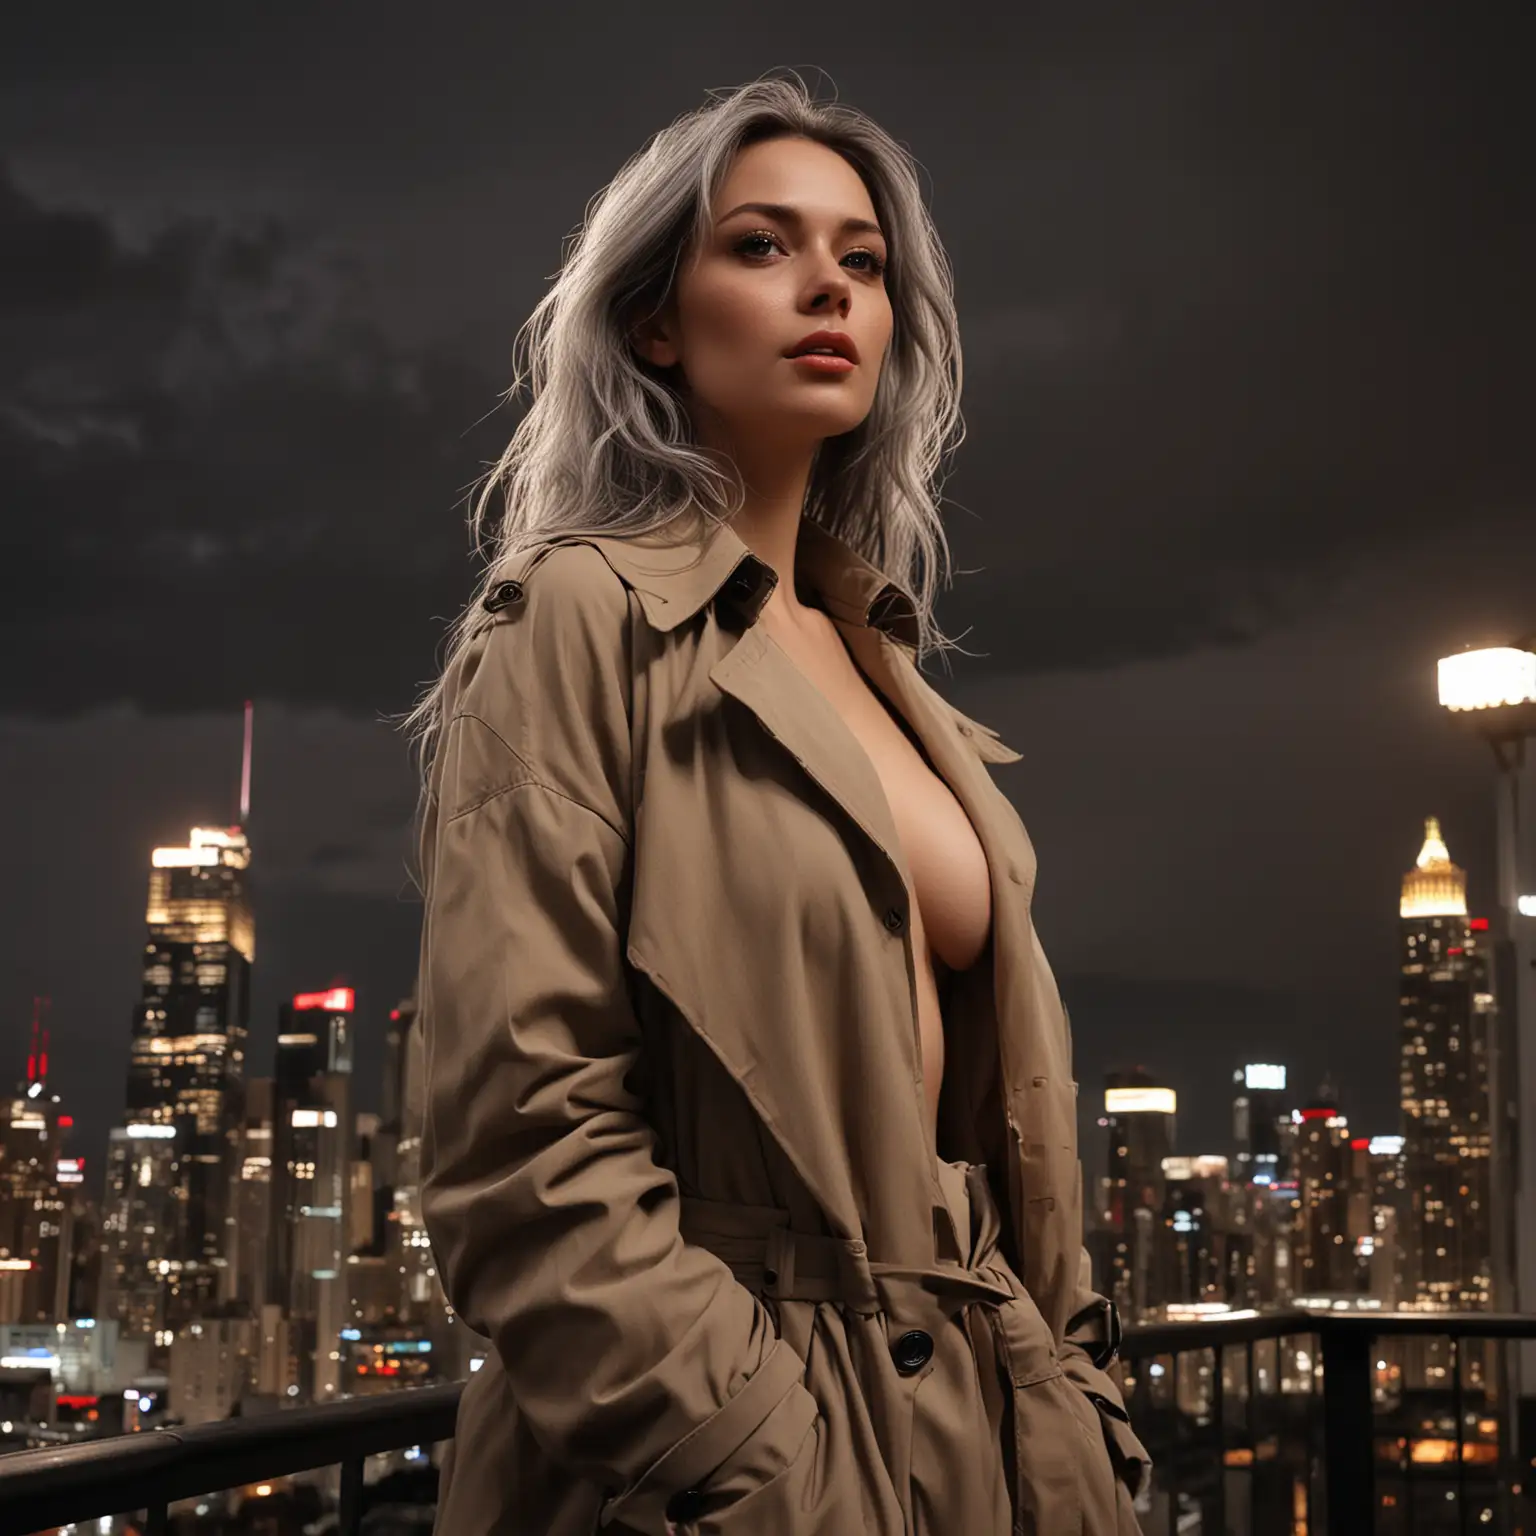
[418,511,1152,1535]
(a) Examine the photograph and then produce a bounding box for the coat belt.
[677,1185,1064,1391]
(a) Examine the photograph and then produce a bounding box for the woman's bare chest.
[761,611,992,974]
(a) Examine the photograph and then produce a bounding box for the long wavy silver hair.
[403,68,968,782]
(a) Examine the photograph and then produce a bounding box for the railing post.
[1451,1336,1465,1535]
[1168,1351,1181,1536]
[1320,1320,1374,1535]
[339,1454,365,1535]
[1211,1346,1226,1536]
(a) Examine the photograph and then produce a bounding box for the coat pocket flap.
[600,1339,812,1532]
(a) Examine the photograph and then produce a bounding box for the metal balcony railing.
[1,1312,1533,1535]
[1118,1309,1536,1535]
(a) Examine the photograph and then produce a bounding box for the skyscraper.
[1100,1068,1178,1321]
[389,991,440,1323]
[1349,1133,1409,1306]
[1398,818,1495,1310]
[1232,1063,1291,1186]
[106,705,257,1343]
[1291,1088,1354,1297]
[118,822,253,1330]
[1158,1155,1232,1309]
[231,1077,274,1315]
[269,987,355,1400]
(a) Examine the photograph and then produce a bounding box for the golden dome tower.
[1399,817,1468,920]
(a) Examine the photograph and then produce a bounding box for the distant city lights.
[292,987,355,1012]
[1104,1087,1177,1115]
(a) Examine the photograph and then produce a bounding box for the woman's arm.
[417,547,830,1534]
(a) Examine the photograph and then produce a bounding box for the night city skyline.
[6,7,1536,1186]
[4,9,1536,1531]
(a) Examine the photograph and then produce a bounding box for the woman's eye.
[733,230,886,277]
[734,231,779,258]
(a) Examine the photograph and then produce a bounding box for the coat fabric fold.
[417,510,1151,1534]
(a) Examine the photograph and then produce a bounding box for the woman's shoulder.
[487,535,634,622]
[437,537,639,820]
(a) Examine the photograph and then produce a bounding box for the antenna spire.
[239,699,253,824]
[27,995,50,1084]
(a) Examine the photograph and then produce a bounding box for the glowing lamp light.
[1519,896,1536,918]
[1369,1135,1405,1156]
[1437,647,1536,712]
[293,987,355,1012]
[1104,1087,1176,1115]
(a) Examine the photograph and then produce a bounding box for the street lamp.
[1436,638,1536,1375]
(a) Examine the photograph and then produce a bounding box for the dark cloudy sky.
[5,6,1535,1187]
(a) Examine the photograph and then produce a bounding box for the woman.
[410,71,1151,1535]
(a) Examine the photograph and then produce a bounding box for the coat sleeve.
[1059,1245,1153,1499]
[417,548,848,1535]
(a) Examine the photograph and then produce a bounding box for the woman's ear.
[625,296,680,371]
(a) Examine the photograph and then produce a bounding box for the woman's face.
[639,135,894,456]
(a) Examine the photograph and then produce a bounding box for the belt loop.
[835,1238,880,1316]
[964,1162,990,1213]
[763,1225,795,1298]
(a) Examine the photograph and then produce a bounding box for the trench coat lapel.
[708,624,913,896]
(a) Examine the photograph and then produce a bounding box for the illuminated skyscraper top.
[1400,817,1468,920]
[145,827,254,960]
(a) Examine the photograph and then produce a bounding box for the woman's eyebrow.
[716,200,885,240]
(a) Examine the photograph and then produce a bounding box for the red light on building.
[292,987,355,1013]
[1470,917,1489,931]
[58,1116,73,1128]
[57,1395,99,1410]
[1350,1138,1369,1150]
[1448,946,1464,956]
[1299,1107,1334,1121]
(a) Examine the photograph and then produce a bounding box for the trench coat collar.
[578,511,922,649]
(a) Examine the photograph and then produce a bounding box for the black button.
[883,907,905,935]
[665,1487,705,1523]
[891,1329,933,1375]
[482,579,524,614]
